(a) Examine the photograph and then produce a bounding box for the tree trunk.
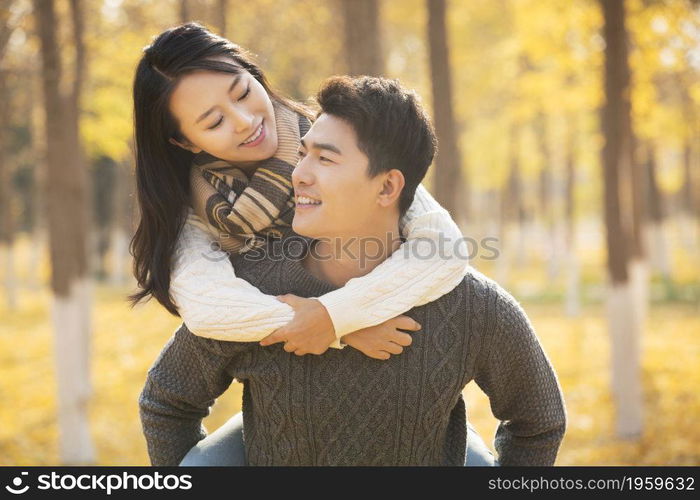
[536,113,552,228]
[29,78,46,291]
[427,0,464,220]
[679,140,698,251]
[0,74,17,310]
[28,74,45,291]
[109,160,134,286]
[91,156,116,281]
[69,0,93,424]
[34,0,94,464]
[0,2,18,310]
[535,111,558,279]
[340,0,384,76]
[564,117,580,317]
[645,142,671,278]
[216,0,228,36]
[681,141,694,216]
[628,134,649,336]
[179,0,190,23]
[600,0,643,439]
[496,124,522,286]
[676,72,700,252]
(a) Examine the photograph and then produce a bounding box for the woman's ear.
[169,137,202,154]
[377,169,405,208]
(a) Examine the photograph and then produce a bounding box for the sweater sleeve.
[316,183,470,338]
[138,324,245,466]
[170,209,344,348]
[473,282,567,466]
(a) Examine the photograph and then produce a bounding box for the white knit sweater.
[170,184,469,346]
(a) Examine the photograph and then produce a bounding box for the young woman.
[131,23,496,466]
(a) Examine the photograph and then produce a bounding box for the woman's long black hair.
[129,22,311,315]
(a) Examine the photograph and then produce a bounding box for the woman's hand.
[341,315,421,360]
[259,294,337,355]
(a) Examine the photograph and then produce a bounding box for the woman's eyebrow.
[194,74,243,124]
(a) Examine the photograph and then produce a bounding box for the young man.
[140,76,566,466]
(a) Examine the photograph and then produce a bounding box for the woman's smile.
[240,120,266,147]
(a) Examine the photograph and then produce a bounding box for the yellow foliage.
[1,0,700,467]
[0,270,697,465]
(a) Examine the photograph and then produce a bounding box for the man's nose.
[292,155,314,186]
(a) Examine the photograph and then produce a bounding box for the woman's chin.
[225,145,276,164]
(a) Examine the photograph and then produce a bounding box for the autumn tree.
[340,0,385,76]
[427,0,464,218]
[644,141,671,277]
[33,0,95,463]
[0,1,19,310]
[599,0,643,439]
[216,0,228,36]
[179,0,190,23]
[563,116,580,316]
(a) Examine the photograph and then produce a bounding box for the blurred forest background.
[0,0,699,465]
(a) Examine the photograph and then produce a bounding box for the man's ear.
[169,137,202,154]
[377,169,405,208]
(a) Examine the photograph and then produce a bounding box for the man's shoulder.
[462,269,528,322]
[171,323,256,358]
[417,267,523,326]
[427,267,501,306]
[462,267,500,297]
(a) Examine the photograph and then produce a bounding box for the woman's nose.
[228,106,254,134]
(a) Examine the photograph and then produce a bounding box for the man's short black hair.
[315,76,437,216]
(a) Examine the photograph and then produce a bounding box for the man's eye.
[297,150,306,158]
[208,117,223,130]
[238,85,250,101]
[319,156,333,163]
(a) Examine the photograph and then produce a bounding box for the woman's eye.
[320,156,333,163]
[297,150,306,158]
[238,85,250,101]
[208,117,223,130]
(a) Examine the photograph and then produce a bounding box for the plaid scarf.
[189,100,310,254]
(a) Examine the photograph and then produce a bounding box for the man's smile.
[295,193,323,209]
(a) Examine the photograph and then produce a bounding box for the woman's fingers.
[382,342,404,355]
[342,318,421,360]
[364,351,388,360]
[390,332,413,347]
[392,315,421,331]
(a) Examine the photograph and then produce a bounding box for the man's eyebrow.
[194,74,242,124]
[299,139,342,155]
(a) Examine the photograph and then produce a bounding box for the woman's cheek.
[213,127,233,152]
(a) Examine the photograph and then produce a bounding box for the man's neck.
[302,222,404,287]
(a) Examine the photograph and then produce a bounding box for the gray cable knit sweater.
[139,236,566,466]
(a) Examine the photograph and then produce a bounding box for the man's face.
[292,113,387,240]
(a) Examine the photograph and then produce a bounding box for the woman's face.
[168,63,278,164]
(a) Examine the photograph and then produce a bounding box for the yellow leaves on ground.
[0,282,697,465]
[465,302,700,465]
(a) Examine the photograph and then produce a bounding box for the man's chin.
[292,219,316,238]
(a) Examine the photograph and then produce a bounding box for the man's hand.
[259,294,337,355]
[342,315,421,360]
